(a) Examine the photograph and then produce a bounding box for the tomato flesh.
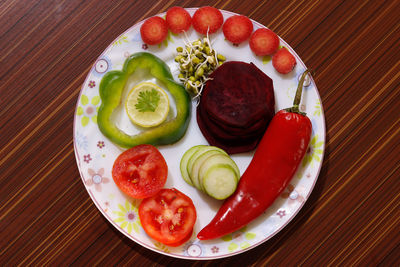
[112,144,168,199]
[139,188,197,246]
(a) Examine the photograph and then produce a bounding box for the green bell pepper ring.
[97,52,191,148]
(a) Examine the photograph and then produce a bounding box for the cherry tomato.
[112,144,168,199]
[139,188,197,246]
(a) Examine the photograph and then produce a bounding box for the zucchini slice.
[190,150,226,191]
[202,164,238,200]
[186,146,227,187]
[180,145,205,186]
[198,153,240,187]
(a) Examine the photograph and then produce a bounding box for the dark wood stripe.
[313,166,400,265]
[0,0,42,38]
[378,242,400,266]
[0,174,80,256]
[319,2,398,103]
[342,201,400,265]
[0,0,82,78]
[21,200,96,266]
[1,0,69,62]
[268,0,305,30]
[298,0,372,63]
[32,207,100,266]
[0,142,73,221]
[308,0,389,72]
[278,0,323,37]
[320,25,399,115]
[0,0,120,117]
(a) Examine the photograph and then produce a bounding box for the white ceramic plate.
[73,8,325,260]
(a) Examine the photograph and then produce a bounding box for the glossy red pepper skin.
[197,70,313,240]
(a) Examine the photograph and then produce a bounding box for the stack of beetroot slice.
[197,61,275,154]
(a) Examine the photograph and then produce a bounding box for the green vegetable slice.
[180,145,205,186]
[186,146,227,188]
[202,164,238,200]
[190,150,226,191]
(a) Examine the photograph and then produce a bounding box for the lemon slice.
[125,82,170,128]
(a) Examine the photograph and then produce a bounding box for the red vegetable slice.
[166,6,192,34]
[197,100,267,140]
[197,61,275,154]
[139,188,197,247]
[112,144,167,199]
[249,28,280,56]
[196,107,261,154]
[223,15,253,44]
[199,97,269,136]
[192,6,223,34]
[272,47,297,74]
[202,61,275,128]
[140,16,168,45]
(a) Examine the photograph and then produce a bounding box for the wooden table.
[1,0,399,265]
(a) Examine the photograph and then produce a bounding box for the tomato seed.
[156,215,163,224]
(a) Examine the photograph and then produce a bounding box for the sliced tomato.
[112,144,168,199]
[139,188,197,247]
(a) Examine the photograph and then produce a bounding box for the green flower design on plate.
[313,99,322,116]
[262,55,271,64]
[302,134,324,167]
[153,241,171,253]
[221,226,256,252]
[113,200,141,235]
[158,31,175,48]
[77,94,100,127]
[113,35,129,46]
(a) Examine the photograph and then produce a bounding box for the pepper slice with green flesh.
[97,52,191,148]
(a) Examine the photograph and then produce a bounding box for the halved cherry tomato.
[139,188,197,247]
[112,144,167,199]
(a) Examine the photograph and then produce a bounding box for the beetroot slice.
[196,108,261,154]
[197,101,268,140]
[202,61,275,128]
[199,95,269,136]
[207,106,269,136]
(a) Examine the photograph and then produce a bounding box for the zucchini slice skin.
[180,145,205,186]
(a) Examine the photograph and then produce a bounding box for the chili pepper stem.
[285,69,312,115]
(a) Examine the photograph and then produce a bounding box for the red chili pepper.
[197,70,313,240]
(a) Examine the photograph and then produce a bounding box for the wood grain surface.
[1,0,399,266]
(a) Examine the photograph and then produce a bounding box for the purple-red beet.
[198,101,268,140]
[202,61,275,128]
[196,109,261,154]
[197,61,275,154]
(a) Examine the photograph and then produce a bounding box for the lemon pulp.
[125,82,170,128]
